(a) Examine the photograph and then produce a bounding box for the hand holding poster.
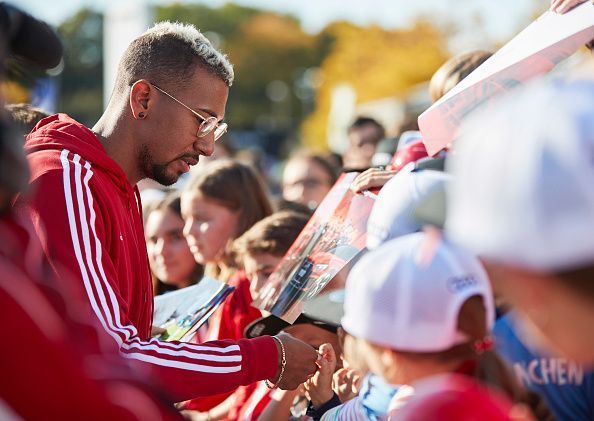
[418,2,594,155]
[253,173,376,323]
[152,277,234,341]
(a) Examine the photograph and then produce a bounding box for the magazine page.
[418,2,594,155]
[253,173,376,323]
[152,277,235,341]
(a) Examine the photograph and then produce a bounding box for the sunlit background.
[12,0,549,156]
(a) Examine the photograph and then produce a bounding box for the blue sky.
[18,0,545,51]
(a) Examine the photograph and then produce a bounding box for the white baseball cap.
[366,170,451,250]
[342,232,494,352]
[396,130,423,152]
[446,79,594,272]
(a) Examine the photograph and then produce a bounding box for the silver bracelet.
[265,336,286,389]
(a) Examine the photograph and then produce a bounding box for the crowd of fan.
[2,0,594,420]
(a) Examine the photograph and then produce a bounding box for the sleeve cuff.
[306,393,342,420]
[237,335,279,384]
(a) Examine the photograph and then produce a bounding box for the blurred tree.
[54,4,451,155]
[156,3,260,42]
[57,9,103,126]
[1,80,29,104]
[302,20,449,150]
[155,4,323,154]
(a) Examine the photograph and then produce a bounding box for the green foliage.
[302,20,450,149]
[155,3,261,40]
[155,4,321,131]
[57,9,103,126]
[54,3,452,152]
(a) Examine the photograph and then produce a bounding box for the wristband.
[265,336,286,389]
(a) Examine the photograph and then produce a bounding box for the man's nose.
[194,134,214,157]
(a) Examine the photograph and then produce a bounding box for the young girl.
[144,191,203,295]
[180,159,273,412]
[181,159,272,339]
[233,211,310,300]
[183,211,311,420]
[181,159,273,283]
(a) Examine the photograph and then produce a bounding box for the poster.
[253,173,376,323]
[418,2,594,156]
[152,277,234,341]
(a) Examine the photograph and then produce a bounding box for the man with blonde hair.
[15,22,318,402]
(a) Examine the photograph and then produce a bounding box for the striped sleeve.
[19,149,278,401]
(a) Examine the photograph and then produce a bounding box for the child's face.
[181,192,239,265]
[357,338,400,385]
[145,208,197,286]
[342,332,368,373]
[486,261,594,364]
[282,157,333,208]
[243,252,281,299]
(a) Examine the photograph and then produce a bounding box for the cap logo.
[447,274,478,293]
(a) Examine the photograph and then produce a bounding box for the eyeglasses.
[150,83,228,141]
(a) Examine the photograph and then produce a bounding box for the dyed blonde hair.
[114,21,234,97]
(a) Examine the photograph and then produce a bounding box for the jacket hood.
[25,113,133,194]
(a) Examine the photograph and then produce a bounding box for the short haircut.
[285,150,339,186]
[429,50,493,103]
[114,21,234,95]
[233,211,309,259]
[5,103,50,136]
[348,116,385,140]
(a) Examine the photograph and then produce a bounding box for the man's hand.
[269,332,319,390]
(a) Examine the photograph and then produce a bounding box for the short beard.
[138,144,179,186]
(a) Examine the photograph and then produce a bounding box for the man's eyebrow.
[198,107,223,122]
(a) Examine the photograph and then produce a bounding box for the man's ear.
[129,79,152,119]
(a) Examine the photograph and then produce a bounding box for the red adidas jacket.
[14,114,278,402]
[0,213,181,419]
[208,271,263,342]
[184,271,263,411]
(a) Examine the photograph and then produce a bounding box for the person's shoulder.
[320,395,365,420]
[25,150,106,188]
[25,115,108,173]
